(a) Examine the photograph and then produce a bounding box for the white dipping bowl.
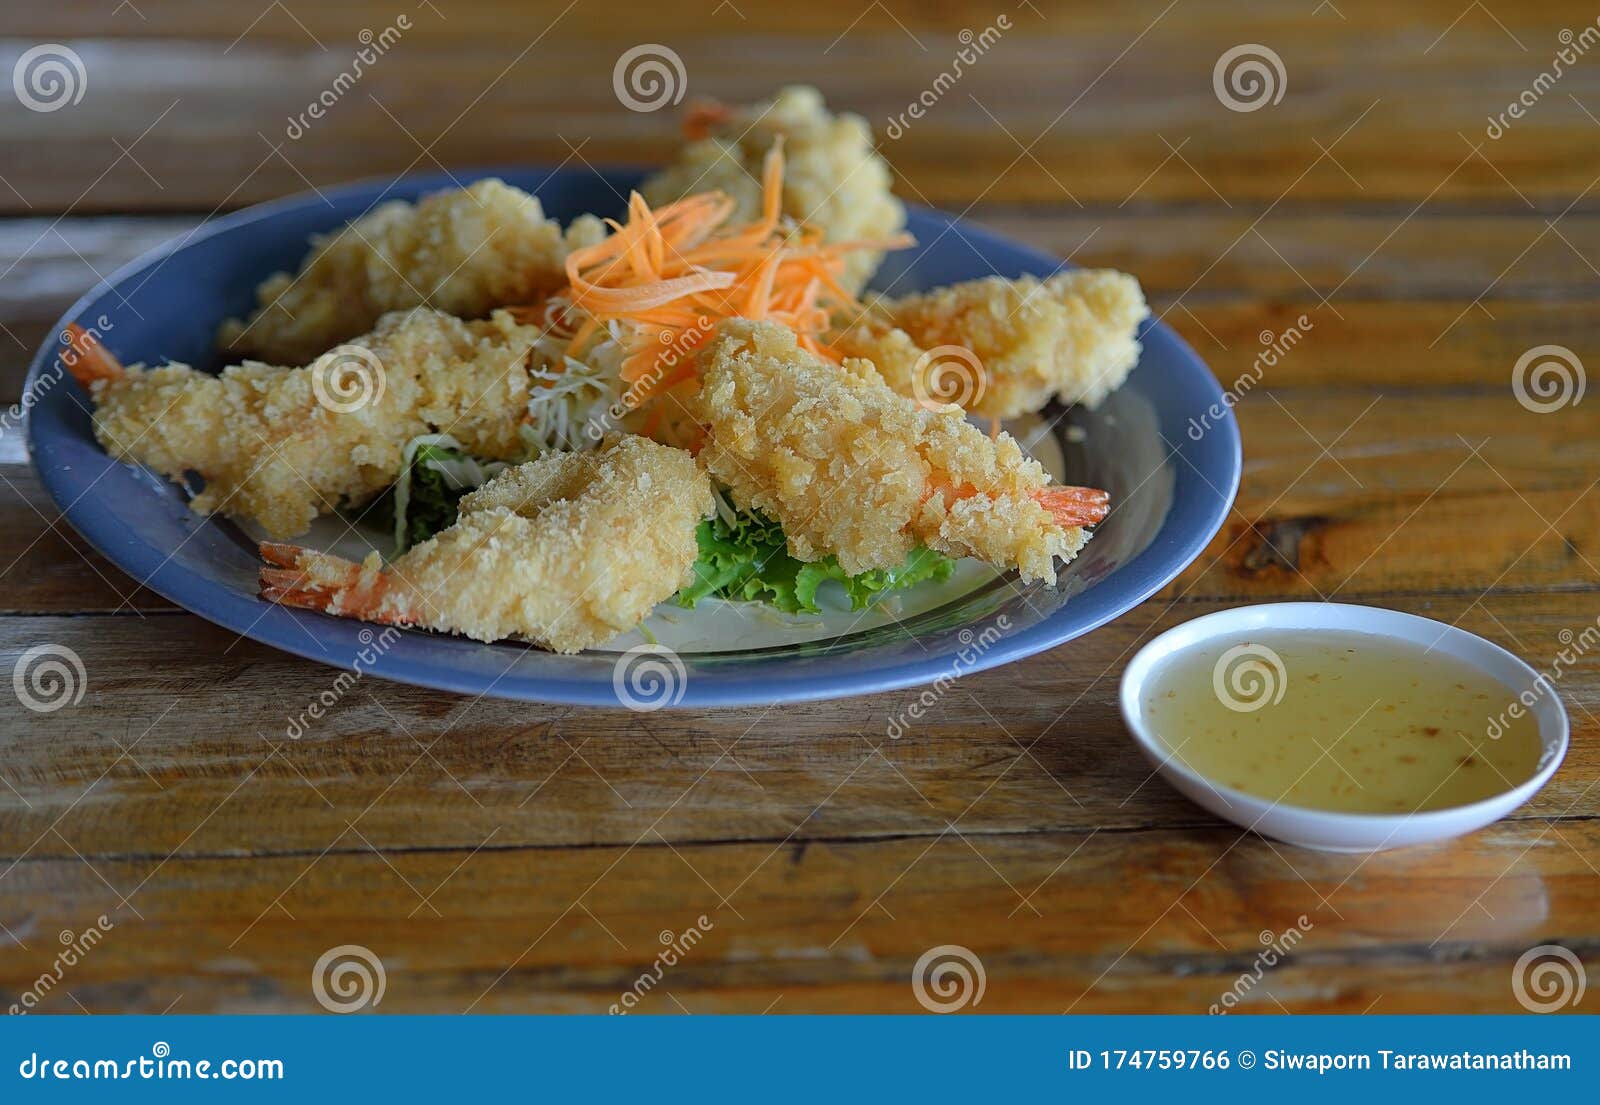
[1118,603,1569,853]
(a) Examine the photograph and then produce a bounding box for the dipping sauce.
[1141,631,1544,814]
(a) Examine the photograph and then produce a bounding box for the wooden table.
[2,1,1596,1014]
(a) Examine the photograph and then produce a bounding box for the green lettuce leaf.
[363,441,491,553]
[676,503,954,614]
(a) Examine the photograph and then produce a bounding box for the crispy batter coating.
[694,320,1090,581]
[261,436,714,652]
[834,270,1148,419]
[220,179,605,364]
[86,308,548,538]
[640,85,905,292]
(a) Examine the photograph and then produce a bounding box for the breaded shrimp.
[220,179,606,364]
[64,308,550,539]
[833,270,1149,420]
[693,320,1107,583]
[258,436,714,652]
[640,86,905,293]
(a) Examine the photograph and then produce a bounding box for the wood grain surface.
[0,0,1596,1015]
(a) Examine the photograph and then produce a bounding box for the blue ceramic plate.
[26,167,1239,707]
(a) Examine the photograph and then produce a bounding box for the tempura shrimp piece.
[694,320,1107,583]
[220,179,606,363]
[640,85,905,293]
[64,308,550,538]
[258,436,714,652]
[833,270,1149,420]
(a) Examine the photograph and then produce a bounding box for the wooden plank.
[979,211,1600,302]
[1165,390,1600,598]
[0,591,1591,868]
[0,817,1593,1012]
[3,1,1600,212]
[1155,299,1600,392]
[9,0,1135,41]
[0,0,1588,44]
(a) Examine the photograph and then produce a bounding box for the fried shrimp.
[694,320,1107,583]
[220,179,606,364]
[640,85,905,292]
[64,308,551,539]
[833,270,1149,420]
[257,436,714,652]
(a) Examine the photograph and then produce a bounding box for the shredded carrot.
[535,140,913,404]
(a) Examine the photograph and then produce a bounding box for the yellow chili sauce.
[1141,632,1544,813]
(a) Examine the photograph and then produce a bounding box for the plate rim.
[25,167,1242,708]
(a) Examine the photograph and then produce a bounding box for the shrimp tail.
[62,323,125,388]
[1033,485,1109,528]
[682,98,732,140]
[257,541,418,626]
